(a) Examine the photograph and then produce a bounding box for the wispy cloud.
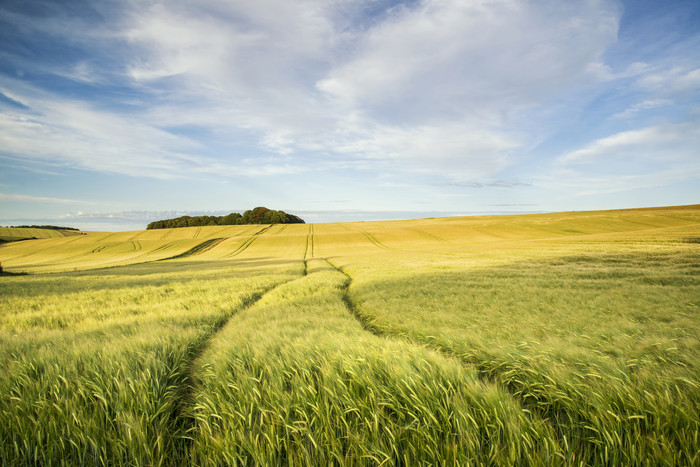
[0,192,95,204]
[612,99,673,119]
[0,0,625,182]
[557,121,700,167]
[544,119,700,197]
[0,0,698,218]
[438,180,532,188]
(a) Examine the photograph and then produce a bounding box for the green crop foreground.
[0,205,698,465]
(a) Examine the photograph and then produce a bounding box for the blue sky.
[1,0,698,231]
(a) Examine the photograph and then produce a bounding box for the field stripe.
[361,231,389,249]
[323,259,387,337]
[91,243,118,254]
[173,277,300,455]
[160,238,227,260]
[302,225,317,276]
[95,232,121,243]
[337,224,390,249]
[310,225,315,257]
[222,225,274,258]
[323,258,566,455]
[410,229,451,244]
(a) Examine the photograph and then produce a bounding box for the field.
[1,205,699,465]
[0,227,83,244]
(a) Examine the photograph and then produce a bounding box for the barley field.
[1,205,698,465]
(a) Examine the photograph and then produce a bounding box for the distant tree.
[222,213,242,225]
[10,225,79,231]
[285,213,305,224]
[146,208,304,229]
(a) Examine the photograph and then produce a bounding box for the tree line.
[9,225,80,231]
[146,207,305,229]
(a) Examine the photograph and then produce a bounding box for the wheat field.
[1,205,698,465]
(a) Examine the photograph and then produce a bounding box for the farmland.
[1,205,699,465]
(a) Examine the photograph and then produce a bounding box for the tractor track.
[302,225,315,276]
[323,257,566,458]
[410,229,451,244]
[171,277,298,456]
[360,231,389,249]
[222,225,273,259]
[159,238,227,261]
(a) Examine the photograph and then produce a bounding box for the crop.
[0,261,299,465]
[188,260,563,465]
[0,205,698,464]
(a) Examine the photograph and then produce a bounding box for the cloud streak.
[0,0,627,181]
[0,0,698,224]
[0,193,95,204]
[558,121,700,167]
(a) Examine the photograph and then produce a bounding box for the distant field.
[0,226,82,244]
[1,205,698,464]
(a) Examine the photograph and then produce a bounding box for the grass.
[340,248,699,464]
[0,205,698,464]
[0,227,82,243]
[0,260,299,465]
[188,260,562,465]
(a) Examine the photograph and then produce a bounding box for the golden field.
[1,205,698,465]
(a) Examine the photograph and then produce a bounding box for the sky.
[1,0,699,231]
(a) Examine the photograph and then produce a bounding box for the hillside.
[1,205,698,274]
[0,205,698,464]
[0,226,83,244]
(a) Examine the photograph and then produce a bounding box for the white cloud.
[537,172,676,197]
[0,87,203,179]
[612,99,673,119]
[1,0,626,183]
[558,121,700,166]
[111,0,624,180]
[316,0,620,120]
[545,120,700,196]
[0,193,94,204]
[636,66,700,97]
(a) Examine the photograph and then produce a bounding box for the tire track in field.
[410,229,451,244]
[234,226,258,237]
[361,231,390,249]
[96,232,120,242]
[142,241,178,257]
[222,225,273,258]
[302,225,315,276]
[91,243,117,254]
[323,258,566,456]
[171,277,299,456]
[323,259,390,339]
[308,224,315,258]
[472,227,507,239]
[159,238,227,261]
[341,224,390,249]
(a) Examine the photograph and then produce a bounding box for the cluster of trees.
[10,225,80,231]
[146,207,304,230]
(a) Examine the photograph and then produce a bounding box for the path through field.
[1,206,698,465]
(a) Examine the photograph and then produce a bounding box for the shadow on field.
[62,257,299,277]
[0,271,28,276]
[0,257,302,299]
